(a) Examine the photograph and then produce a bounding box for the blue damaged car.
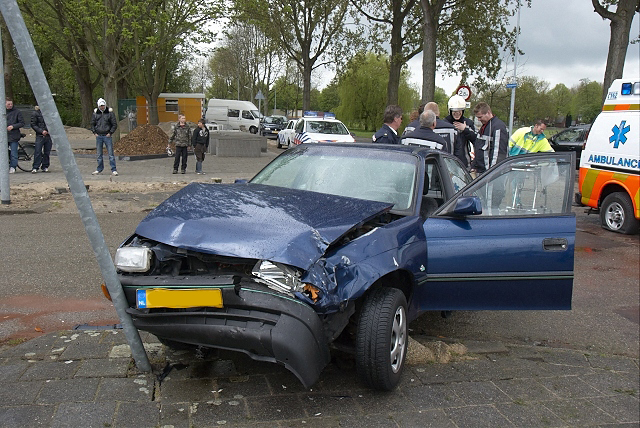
[114,143,576,390]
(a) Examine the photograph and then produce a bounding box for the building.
[136,93,205,124]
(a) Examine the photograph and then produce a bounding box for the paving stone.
[391,409,457,427]
[580,371,640,396]
[95,376,154,402]
[159,403,191,428]
[245,394,307,421]
[335,412,400,427]
[37,378,100,404]
[114,401,160,427]
[451,358,512,382]
[0,405,54,427]
[586,354,640,372]
[301,391,358,417]
[215,375,272,399]
[414,363,468,384]
[312,362,364,393]
[0,381,43,405]
[158,378,216,402]
[449,381,512,406]
[59,340,111,359]
[75,357,129,378]
[402,383,465,409]
[543,398,618,426]
[538,348,590,367]
[0,334,63,359]
[588,394,640,423]
[264,371,309,395]
[492,378,559,402]
[189,399,251,426]
[21,360,80,381]
[538,376,605,399]
[445,404,514,427]
[495,401,566,427]
[0,362,28,382]
[51,402,116,428]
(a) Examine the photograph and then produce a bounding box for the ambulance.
[578,78,639,234]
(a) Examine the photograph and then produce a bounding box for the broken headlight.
[252,260,304,295]
[115,247,153,273]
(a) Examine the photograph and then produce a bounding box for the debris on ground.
[114,124,170,155]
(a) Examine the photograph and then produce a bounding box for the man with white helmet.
[444,95,475,169]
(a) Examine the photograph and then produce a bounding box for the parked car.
[277,119,297,148]
[113,143,576,390]
[260,115,287,139]
[549,124,591,167]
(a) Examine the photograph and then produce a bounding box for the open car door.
[416,152,575,311]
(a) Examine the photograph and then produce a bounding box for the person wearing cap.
[444,95,476,168]
[90,97,118,176]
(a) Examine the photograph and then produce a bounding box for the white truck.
[205,99,261,134]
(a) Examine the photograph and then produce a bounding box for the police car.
[577,78,639,234]
[278,112,355,147]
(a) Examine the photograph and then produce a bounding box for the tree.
[351,0,423,105]
[573,79,603,124]
[336,52,418,131]
[512,76,553,125]
[419,0,519,102]
[549,83,574,125]
[592,0,639,103]
[234,0,351,111]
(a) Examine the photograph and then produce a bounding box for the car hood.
[307,133,355,143]
[135,183,392,270]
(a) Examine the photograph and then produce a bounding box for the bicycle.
[7,135,36,172]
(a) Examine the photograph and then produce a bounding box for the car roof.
[306,142,442,158]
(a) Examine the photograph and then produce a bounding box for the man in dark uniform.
[372,105,403,144]
[401,110,450,152]
[424,102,455,154]
[444,95,475,168]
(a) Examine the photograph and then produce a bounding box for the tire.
[600,192,639,235]
[17,143,35,172]
[249,126,258,134]
[356,287,408,391]
[276,135,282,149]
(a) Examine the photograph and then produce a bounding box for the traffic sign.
[456,85,472,101]
[506,83,518,89]
[255,90,266,100]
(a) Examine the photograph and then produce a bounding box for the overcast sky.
[403,0,639,95]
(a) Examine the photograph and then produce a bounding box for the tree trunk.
[103,76,120,142]
[602,0,636,102]
[420,0,440,103]
[387,0,405,105]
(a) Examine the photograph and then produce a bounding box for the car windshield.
[251,146,418,211]
[264,116,285,124]
[306,120,350,135]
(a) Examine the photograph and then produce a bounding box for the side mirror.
[452,196,482,216]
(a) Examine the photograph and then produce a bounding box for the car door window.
[242,110,254,120]
[295,120,304,133]
[228,109,239,118]
[450,153,574,216]
[442,157,473,193]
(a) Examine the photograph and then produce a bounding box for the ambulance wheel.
[600,192,639,235]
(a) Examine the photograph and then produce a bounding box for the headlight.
[115,247,152,272]
[252,260,303,295]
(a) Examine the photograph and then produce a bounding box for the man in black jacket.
[192,118,209,174]
[372,105,403,144]
[401,110,451,153]
[6,98,24,174]
[444,95,475,169]
[90,98,118,176]
[31,106,52,173]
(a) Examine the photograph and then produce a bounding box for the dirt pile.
[114,124,169,155]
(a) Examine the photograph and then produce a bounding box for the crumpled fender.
[303,216,427,313]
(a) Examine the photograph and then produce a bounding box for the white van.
[578,78,639,234]
[205,99,261,133]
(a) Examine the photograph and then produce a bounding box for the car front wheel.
[356,287,408,391]
[249,126,258,134]
[601,192,639,235]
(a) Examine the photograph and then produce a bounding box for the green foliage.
[335,52,418,131]
[513,76,553,124]
[573,79,603,123]
[317,81,341,113]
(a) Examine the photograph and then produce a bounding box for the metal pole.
[0,26,10,204]
[0,0,151,372]
[508,0,521,136]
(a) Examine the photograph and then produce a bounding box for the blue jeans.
[96,135,116,172]
[9,141,19,168]
[33,134,52,170]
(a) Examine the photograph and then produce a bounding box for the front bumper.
[120,275,331,388]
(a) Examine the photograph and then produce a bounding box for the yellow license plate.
[136,288,223,309]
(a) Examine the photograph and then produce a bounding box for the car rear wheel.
[600,192,639,235]
[277,135,282,149]
[356,287,407,391]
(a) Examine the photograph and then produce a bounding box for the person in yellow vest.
[508,120,554,156]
